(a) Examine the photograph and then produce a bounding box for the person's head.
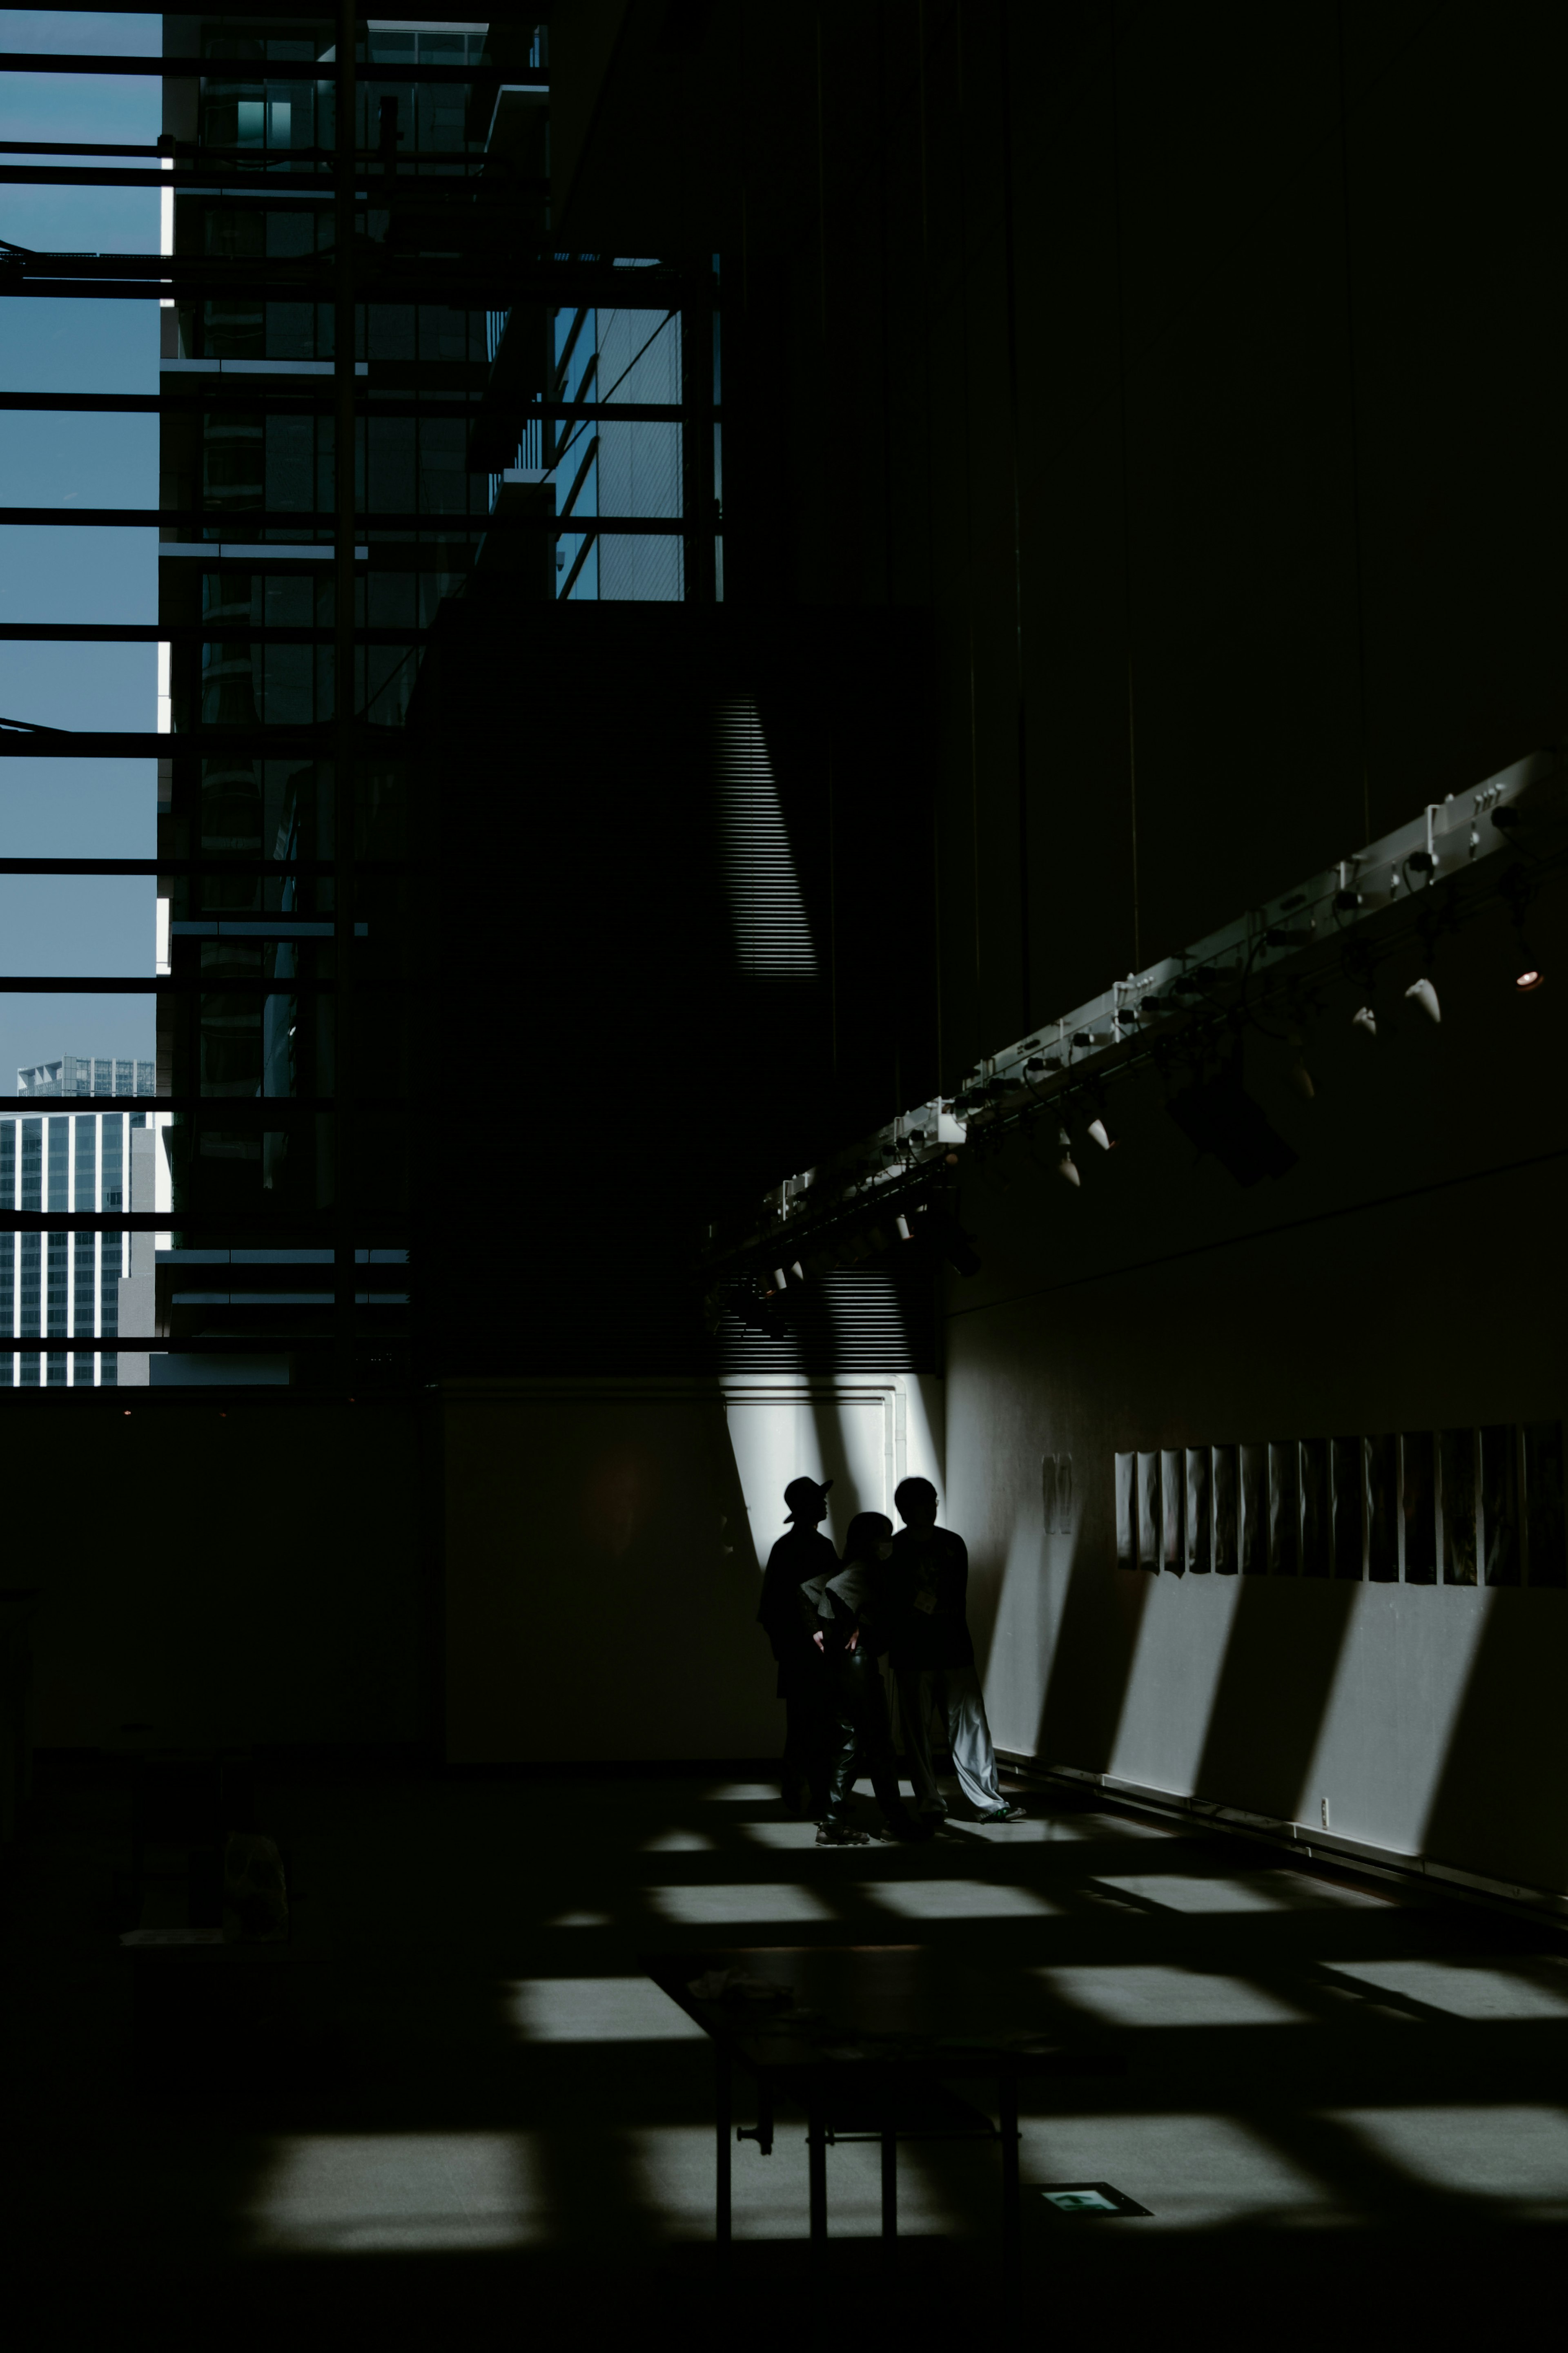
[783,1475,832,1526]
[842,1510,893,1565]
[894,1476,938,1533]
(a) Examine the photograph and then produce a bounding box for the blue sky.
[0,12,161,1084]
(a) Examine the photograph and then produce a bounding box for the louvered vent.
[714,1263,937,1374]
[716,698,820,979]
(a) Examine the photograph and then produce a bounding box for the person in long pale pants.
[886,1476,1026,1825]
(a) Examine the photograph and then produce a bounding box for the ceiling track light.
[1351,1005,1377,1036]
[1404,976,1441,1023]
[1056,1126,1080,1187]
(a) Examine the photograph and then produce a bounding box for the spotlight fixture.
[1351,1005,1377,1036]
[1056,1126,1081,1187]
[1086,1118,1114,1150]
[1404,977,1441,1023]
[1517,957,1545,992]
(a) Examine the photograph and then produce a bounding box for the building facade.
[0,1106,148,1387]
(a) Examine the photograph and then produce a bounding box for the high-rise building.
[16,1057,157,1100]
[0,1098,149,1387]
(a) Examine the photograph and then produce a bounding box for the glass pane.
[1401,1431,1436,1584]
[1301,1437,1330,1577]
[1481,1425,1520,1586]
[1240,1443,1266,1574]
[1332,1436,1363,1579]
[1523,1422,1566,1588]
[1185,1447,1211,1573]
[1439,1428,1478,1585]
[1269,1442,1299,1575]
[1366,1434,1398,1582]
[1213,1445,1238,1575]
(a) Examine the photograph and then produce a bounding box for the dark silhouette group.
[757,1474,1026,1845]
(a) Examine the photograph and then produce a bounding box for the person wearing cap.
[757,1476,838,1815]
[886,1476,1026,1824]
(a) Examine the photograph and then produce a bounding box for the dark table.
[642,1945,1124,2268]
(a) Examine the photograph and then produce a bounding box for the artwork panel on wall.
[1331,1436,1364,1579]
[1137,1451,1160,1572]
[1115,1452,1136,1571]
[1366,1434,1398,1583]
[1160,1449,1185,1575]
[1401,1430,1437,1586]
[1185,1446,1211,1572]
[1269,1441,1299,1575]
[1240,1443,1267,1575]
[1300,1436,1330,1577]
[1213,1445,1238,1574]
[1522,1422,1566,1588]
[1480,1423,1520,1587]
[1438,1427,1478,1585]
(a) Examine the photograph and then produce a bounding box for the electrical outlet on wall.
[1321,1798,1330,1830]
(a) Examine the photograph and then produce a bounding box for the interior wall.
[554,0,1568,1084]
[22,1398,426,1749]
[941,893,1568,1894]
[441,1374,945,1762]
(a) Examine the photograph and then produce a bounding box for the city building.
[0,1086,150,1386]
[17,1057,156,1099]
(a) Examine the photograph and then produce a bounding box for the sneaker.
[977,1802,1027,1823]
[816,1823,872,1846]
[876,1812,929,1843]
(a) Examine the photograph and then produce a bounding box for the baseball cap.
[783,1475,833,1521]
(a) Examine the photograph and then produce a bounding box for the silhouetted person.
[799,1510,927,1845]
[757,1475,837,1815]
[887,1476,1025,1824]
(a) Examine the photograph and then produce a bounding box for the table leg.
[1000,2069,1020,2278]
[807,2074,827,2250]
[715,2043,732,2264]
[881,2122,898,2262]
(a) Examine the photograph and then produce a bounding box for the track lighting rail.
[708,748,1568,1291]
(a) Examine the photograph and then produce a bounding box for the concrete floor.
[5,1754,1568,2340]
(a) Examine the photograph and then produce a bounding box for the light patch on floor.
[1021,2113,1337,2232]
[700,1783,785,1803]
[505,1976,705,2042]
[546,1909,613,1929]
[1325,1960,1568,2021]
[626,2124,965,2241]
[1036,1964,1312,2028]
[1327,2105,1568,2205]
[645,1882,836,1926]
[864,1879,1062,1920]
[641,1830,717,1852]
[247,2133,547,2254]
[1094,1871,1385,1915]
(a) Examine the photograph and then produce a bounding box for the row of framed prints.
[1113,1425,1565,1586]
